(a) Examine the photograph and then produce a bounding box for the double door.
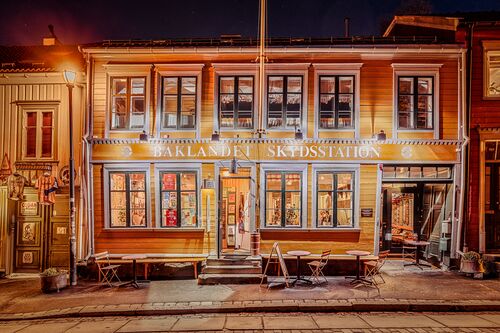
[486,163,500,250]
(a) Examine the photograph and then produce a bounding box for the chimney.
[344,17,350,38]
[43,24,61,46]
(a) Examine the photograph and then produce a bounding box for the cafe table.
[286,250,312,285]
[345,250,371,285]
[403,240,432,269]
[121,254,149,288]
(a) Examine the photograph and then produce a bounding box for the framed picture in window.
[228,204,236,214]
[228,215,235,225]
[228,193,236,203]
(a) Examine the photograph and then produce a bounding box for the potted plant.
[40,268,68,293]
[461,251,481,273]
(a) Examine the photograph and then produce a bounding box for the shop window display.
[109,172,146,227]
[317,171,354,227]
[160,171,197,227]
[265,172,301,227]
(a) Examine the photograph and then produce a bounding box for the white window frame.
[103,163,151,229]
[264,63,310,135]
[212,63,259,133]
[104,64,152,136]
[155,64,203,138]
[259,163,308,229]
[312,63,362,138]
[312,164,360,229]
[17,101,59,161]
[483,41,500,100]
[154,163,202,229]
[392,63,442,139]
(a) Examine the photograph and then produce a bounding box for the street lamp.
[63,69,77,286]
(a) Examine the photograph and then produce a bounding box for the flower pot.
[40,273,67,293]
[461,259,477,273]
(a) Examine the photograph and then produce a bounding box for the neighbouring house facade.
[0,40,86,275]
[81,36,465,266]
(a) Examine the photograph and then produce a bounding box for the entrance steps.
[198,255,266,285]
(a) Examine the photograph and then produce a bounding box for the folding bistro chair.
[307,250,331,284]
[402,243,417,263]
[95,251,121,287]
[363,250,390,286]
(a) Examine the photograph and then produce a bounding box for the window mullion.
[413,77,418,129]
[177,77,182,130]
[234,77,239,129]
[281,172,286,227]
[283,76,287,128]
[333,174,338,227]
[177,173,181,228]
[125,173,131,227]
[335,76,339,129]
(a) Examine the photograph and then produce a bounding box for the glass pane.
[337,173,352,190]
[220,77,235,93]
[418,77,433,94]
[42,112,52,126]
[130,192,145,211]
[161,173,177,190]
[180,173,196,190]
[110,173,126,190]
[488,54,500,96]
[286,94,301,111]
[26,112,37,126]
[238,77,253,94]
[337,209,352,226]
[181,191,196,208]
[486,142,497,160]
[163,207,178,227]
[111,210,127,227]
[41,128,52,157]
[164,77,178,94]
[437,167,451,178]
[164,95,177,112]
[337,192,352,209]
[163,112,177,128]
[238,94,253,111]
[285,192,301,226]
[131,78,145,94]
[25,128,35,157]
[131,96,144,113]
[418,95,432,112]
[130,173,145,190]
[266,173,282,190]
[220,94,234,111]
[268,94,283,111]
[167,192,177,208]
[287,76,302,93]
[398,95,413,112]
[320,95,334,111]
[267,192,282,225]
[339,77,354,93]
[417,111,432,129]
[318,173,333,191]
[113,96,127,114]
[423,167,437,178]
[318,209,333,227]
[181,95,195,112]
[285,173,301,190]
[320,77,335,93]
[318,192,333,210]
[399,78,413,94]
[268,76,283,92]
[180,111,195,128]
[338,94,352,111]
[181,77,196,94]
[111,192,126,209]
[286,115,300,127]
[130,114,144,128]
[338,112,352,128]
[396,167,409,178]
[410,167,421,178]
[398,112,412,129]
[131,209,146,226]
[383,166,395,178]
[181,208,196,227]
[113,78,127,95]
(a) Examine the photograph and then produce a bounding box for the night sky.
[1,0,499,46]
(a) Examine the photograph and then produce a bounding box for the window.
[267,75,303,129]
[485,48,500,98]
[317,172,354,227]
[397,76,434,129]
[319,75,354,129]
[265,172,302,227]
[219,76,254,129]
[110,77,146,130]
[109,172,147,227]
[162,77,196,129]
[159,171,198,227]
[22,109,54,159]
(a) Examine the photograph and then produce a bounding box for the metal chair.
[307,250,331,284]
[95,251,121,287]
[402,243,417,263]
[363,250,390,286]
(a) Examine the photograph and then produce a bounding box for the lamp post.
[63,69,77,286]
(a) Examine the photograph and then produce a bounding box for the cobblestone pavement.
[1,312,499,332]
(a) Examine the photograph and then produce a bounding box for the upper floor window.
[219,76,254,129]
[162,77,196,129]
[319,75,354,129]
[485,48,500,98]
[22,108,54,160]
[397,76,434,130]
[109,171,147,228]
[265,172,302,228]
[267,75,303,129]
[110,77,146,130]
[159,171,198,227]
[317,171,354,228]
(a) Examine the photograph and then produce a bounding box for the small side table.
[122,254,149,288]
[287,250,312,285]
[345,250,371,285]
[403,240,431,269]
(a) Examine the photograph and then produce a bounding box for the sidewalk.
[0,261,499,321]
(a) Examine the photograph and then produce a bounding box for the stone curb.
[0,300,499,322]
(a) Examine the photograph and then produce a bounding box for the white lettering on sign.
[266,145,381,159]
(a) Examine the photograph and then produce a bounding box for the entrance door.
[486,163,500,250]
[219,171,252,254]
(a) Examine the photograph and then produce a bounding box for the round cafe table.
[121,254,149,288]
[345,250,371,285]
[287,250,312,285]
[403,240,431,269]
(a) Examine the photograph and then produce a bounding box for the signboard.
[361,208,373,217]
[20,202,38,216]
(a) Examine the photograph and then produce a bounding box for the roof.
[0,45,83,73]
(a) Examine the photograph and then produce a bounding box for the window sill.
[260,228,361,242]
[396,129,434,132]
[102,227,205,233]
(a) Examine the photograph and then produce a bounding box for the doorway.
[485,163,500,250]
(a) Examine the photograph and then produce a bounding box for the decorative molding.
[312,63,363,70]
[391,63,443,69]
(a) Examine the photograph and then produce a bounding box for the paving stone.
[427,314,499,328]
[477,314,500,325]
[0,323,31,333]
[170,317,225,331]
[361,315,443,328]
[16,322,79,333]
[225,316,263,330]
[313,315,370,329]
[117,317,178,332]
[66,320,129,333]
[263,316,318,330]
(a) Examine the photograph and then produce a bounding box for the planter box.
[460,259,477,274]
[40,273,68,293]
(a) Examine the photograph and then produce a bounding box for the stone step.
[202,265,262,274]
[197,273,266,285]
[206,258,261,267]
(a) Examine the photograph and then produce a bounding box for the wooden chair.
[307,250,331,284]
[95,251,121,287]
[363,250,390,286]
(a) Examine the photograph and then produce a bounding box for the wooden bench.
[95,254,208,280]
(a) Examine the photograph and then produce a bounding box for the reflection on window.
[109,172,147,227]
[160,171,197,227]
[486,50,500,97]
[317,172,354,227]
[267,75,303,129]
[319,75,354,129]
[23,109,54,159]
[219,76,253,129]
[162,77,196,129]
[111,77,146,130]
[382,166,453,180]
[265,172,301,227]
[397,76,433,129]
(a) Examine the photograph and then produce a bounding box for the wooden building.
[0,40,86,275]
[80,36,465,271]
